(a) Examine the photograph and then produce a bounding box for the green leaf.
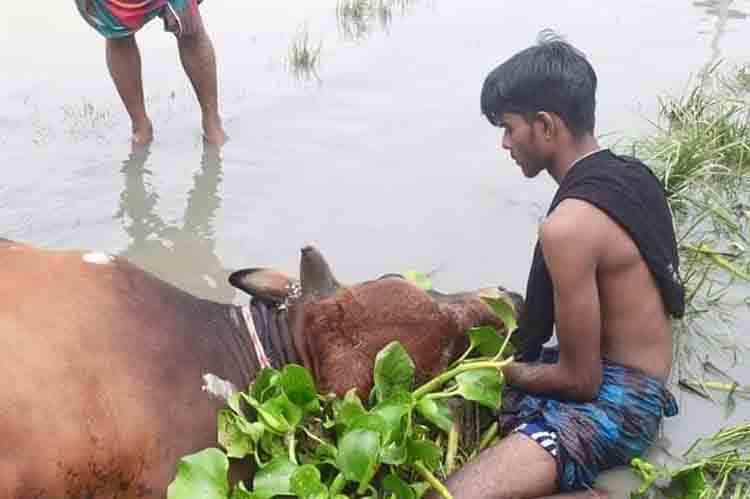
[167,448,229,499]
[336,428,381,491]
[415,398,454,433]
[290,464,329,499]
[244,394,288,435]
[279,364,320,413]
[402,270,433,291]
[371,391,413,443]
[218,409,256,458]
[334,389,367,430]
[349,413,389,439]
[373,342,415,402]
[253,456,299,499]
[312,438,338,461]
[251,368,281,403]
[629,457,671,497]
[380,438,408,465]
[407,439,442,470]
[227,390,244,415]
[260,430,287,459]
[481,296,518,334]
[262,393,303,433]
[236,417,266,443]
[675,468,707,499]
[467,326,513,358]
[455,369,503,410]
[383,472,416,499]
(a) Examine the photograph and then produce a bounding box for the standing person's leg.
[176,12,227,145]
[106,36,154,146]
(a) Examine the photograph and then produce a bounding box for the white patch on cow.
[82,252,114,265]
[201,373,237,402]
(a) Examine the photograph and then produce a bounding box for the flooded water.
[1,1,749,497]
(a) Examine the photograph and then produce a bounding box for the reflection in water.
[116,146,235,303]
[693,1,749,80]
[336,0,421,42]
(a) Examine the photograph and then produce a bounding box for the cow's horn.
[300,245,340,299]
[228,268,297,303]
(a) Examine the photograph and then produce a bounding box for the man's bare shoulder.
[540,198,611,253]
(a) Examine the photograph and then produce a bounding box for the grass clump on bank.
[630,423,750,499]
[630,63,750,374]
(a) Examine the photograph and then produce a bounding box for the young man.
[431,39,685,498]
[75,0,227,146]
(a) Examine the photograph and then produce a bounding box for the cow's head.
[229,246,522,397]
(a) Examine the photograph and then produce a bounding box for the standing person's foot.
[202,116,227,146]
[131,118,154,147]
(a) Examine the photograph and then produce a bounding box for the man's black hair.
[480,34,597,138]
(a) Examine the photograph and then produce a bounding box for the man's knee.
[433,433,558,499]
[175,27,204,46]
[174,14,207,45]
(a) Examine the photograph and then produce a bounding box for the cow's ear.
[229,268,299,303]
[299,245,340,300]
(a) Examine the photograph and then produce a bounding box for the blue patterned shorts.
[500,349,678,492]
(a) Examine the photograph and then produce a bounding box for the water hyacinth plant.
[630,63,750,375]
[167,295,517,499]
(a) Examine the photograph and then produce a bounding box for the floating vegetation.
[630,423,750,499]
[336,0,420,41]
[678,359,750,419]
[630,64,750,374]
[288,25,322,82]
[168,297,518,499]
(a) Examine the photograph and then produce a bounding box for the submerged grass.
[288,26,322,81]
[336,0,420,41]
[60,97,116,142]
[631,64,750,375]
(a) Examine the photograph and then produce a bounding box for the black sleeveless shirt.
[513,149,685,362]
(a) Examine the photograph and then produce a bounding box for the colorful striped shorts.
[499,349,678,492]
[75,0,203,39]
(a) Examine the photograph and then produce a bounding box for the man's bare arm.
[504,199,605,402]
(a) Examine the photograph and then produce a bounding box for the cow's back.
[0,243,236,498]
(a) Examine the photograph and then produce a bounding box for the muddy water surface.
[1,1,749,497]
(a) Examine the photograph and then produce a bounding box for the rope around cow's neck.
[241,303,273,370]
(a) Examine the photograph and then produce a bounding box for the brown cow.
[0,239,519,498]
